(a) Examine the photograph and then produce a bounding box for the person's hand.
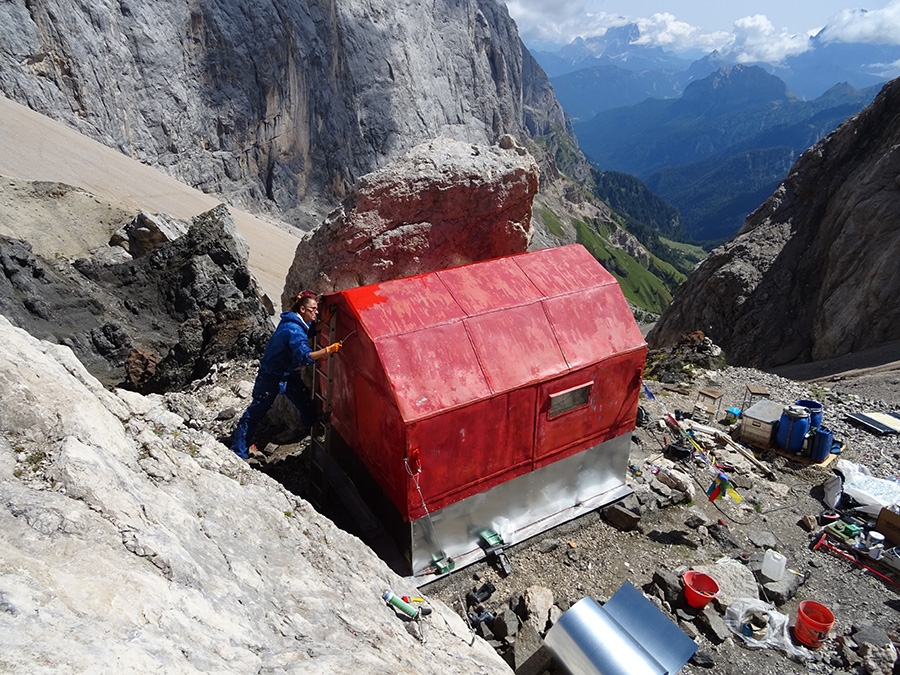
[325,342,341,354]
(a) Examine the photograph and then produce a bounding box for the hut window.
[548,382,592,418]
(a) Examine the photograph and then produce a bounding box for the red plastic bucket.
[794,600,834,648]
[682,571,720,608]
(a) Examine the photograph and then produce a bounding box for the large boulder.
[282,137,539,302]
[0,203,271,391]
[647,77,900,367]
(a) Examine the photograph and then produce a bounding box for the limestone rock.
[647,77,900,367]
[522,585,554,635]
[0,315,508,674]
[110,210,189,258]
[692,560,759,607]
[0,0,571,224]
[282,137,539,303]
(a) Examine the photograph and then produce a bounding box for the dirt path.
[767,338,900,386]
[0,96,299,305]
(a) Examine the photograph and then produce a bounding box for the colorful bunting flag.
[706,472,743,503]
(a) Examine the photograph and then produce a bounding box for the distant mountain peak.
[681,64,790,105]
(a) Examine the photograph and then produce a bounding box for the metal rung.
[306,304,338,509]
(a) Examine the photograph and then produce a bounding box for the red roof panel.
[376,322,492,419]
[513,244,617,296]
[342,273,465,338]
[465,303,567,392]
[339,245,646,423]
[438,255,543,315]
[543,284,645,370]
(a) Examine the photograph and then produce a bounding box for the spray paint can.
[383,590,420,619]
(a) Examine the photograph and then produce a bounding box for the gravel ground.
[421,364,900,675]
[172,356,900,675]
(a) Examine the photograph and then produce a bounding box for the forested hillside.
[574,67,880,243]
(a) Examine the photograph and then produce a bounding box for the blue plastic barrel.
[796,399,823,429]
[811,426,834,462]
[776,406,810,453]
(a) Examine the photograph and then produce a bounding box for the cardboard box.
[875,507,900,546]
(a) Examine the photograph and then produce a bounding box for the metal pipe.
[812,533,900,588]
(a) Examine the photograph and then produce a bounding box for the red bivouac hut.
[317,244,647,578]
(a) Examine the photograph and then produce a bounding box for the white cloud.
[504,0,625,46]
[723,15,811,63]
[631,13,731,52]
[503,2,811,61]
[504,1,900,62]
[866,58,900,78]
[817,1,900,44]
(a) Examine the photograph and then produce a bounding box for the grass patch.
[536,205,566,238]
[574,220,674,313]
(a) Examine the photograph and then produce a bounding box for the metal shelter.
[317,244,647,579]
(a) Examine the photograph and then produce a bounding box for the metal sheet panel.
[405,388,535,518]
[514,244,618,296]
[410,432,631,577]
[465,303,568,393]
[543,285,646,370]
[544,584,697,675]
[437,255,543,314]
[334,370,409,512]
[544,596,665,675]
[535,355,643,463]
[342,274,464,338]
[602,582,698,674]
[377,323,492,421]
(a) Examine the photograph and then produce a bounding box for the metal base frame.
[411,432,632,583]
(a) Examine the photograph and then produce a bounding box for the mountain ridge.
[573,66,881,242]
[647,76,900,367]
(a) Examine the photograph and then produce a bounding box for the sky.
[505,0,900,62]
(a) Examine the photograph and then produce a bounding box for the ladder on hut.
[306,307,384,543]
[307,306,337,510]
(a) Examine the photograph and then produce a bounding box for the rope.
[404,456,477,645]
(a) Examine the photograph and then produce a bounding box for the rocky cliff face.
[647,77,900,367]
[0,0,571,225]
[0,203,272,391]
[0,315,507,673]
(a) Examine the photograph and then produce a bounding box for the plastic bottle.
[761,549,786,581]
[383,589,419,619]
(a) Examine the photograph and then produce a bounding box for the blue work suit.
[231,311,318,458]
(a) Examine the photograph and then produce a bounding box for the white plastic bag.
[838,459,900,513]
[723,598,811,661]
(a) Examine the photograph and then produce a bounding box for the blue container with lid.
[795,399,823,429]
[777,405,810,453]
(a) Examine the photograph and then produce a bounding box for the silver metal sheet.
[846,412,900,435]
[544,583,697,675]
[411,433,631,579]
[602,582,698,674]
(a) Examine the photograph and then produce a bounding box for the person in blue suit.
[231,292,340,460]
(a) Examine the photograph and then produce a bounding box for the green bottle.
[383,589,419,619]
